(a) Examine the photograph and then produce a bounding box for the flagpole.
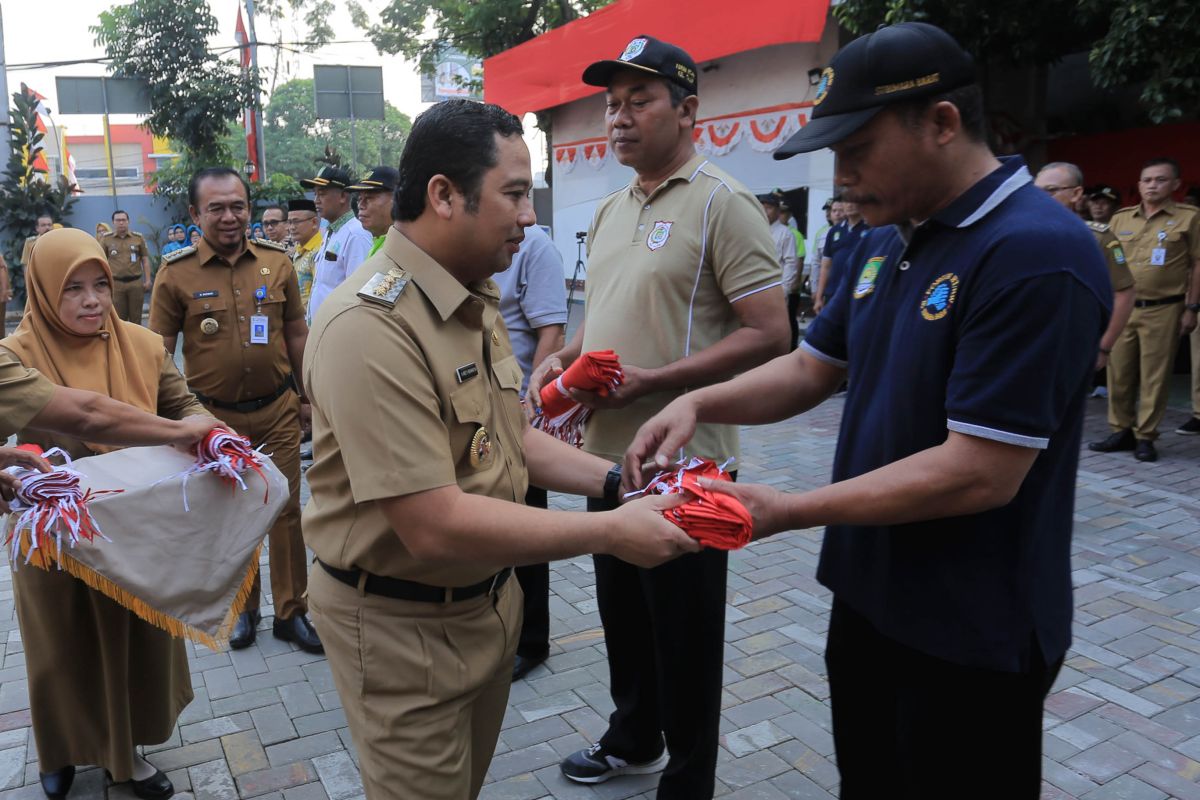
[0,8,10,143]
[244,0,267,179]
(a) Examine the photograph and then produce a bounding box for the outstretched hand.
[696,477,794,540]
[0,446,52,514]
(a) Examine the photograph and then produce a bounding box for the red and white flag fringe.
[630,457,754,550]
[163,430,271,512]
[3,447,121,570]
[533,350,623,447]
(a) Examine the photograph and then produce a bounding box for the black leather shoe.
[106,768,174,800]
[1088,429,1136,453]
[39,765,74,799]
[1134,439,1158,462]
[229,609,261,650]
[512,651,549,682]
[273,613,323,654]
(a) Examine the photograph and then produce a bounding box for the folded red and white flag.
[634,457,753,550]
[165,429,271,511]
[3,446,120,570]
[534,350,623,447]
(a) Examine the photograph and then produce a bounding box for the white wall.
[548,29,840,279]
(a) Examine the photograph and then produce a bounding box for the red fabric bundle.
[184,429,270,508]
[639,457,753,550]
[3,446,121,569]
[534,350,623,447]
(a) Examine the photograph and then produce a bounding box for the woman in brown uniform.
[1,228,204,800]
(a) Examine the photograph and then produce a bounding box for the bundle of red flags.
[3,445,121,570]
[637,457,753,550]
[534,349,624,447]
[173,429,270,511]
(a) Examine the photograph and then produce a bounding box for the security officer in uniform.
[302,99,695,800]
[1090,157,1200,460]
[99,210,152,324]
[150,166,321,653]
[1034,163,1135,374]
[346,166,399,258]
[301,166,373,321]
[1087,184,1122,226]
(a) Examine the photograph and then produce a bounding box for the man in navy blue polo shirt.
[813,199,870,314]
[623,22,1110,798]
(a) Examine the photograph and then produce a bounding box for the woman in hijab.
[94,221,111,240]
[250,221,266,241]
[186,225,202,247]
[160,224,186,256]
[0,228,205,800]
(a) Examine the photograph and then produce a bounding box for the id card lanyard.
[250,285,269,344]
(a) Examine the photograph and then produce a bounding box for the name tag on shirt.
[131,251,138,262]
[250,315,269,344]
[193,290,219,299]
[1151,248,1167,266]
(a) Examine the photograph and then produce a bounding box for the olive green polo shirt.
[580,154,782,462]
[1111,201,1200,300]
[302,228,528,586]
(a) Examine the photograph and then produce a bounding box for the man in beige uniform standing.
[99,210,152,324]
[1090,157,1200,461]
[303,99,696,800]
[528,36,789,798]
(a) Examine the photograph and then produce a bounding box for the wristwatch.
[603,463,623,506]
[1186,303,1200,313]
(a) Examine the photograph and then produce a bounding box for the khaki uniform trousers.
[1190,325,1200,418]
[112,278,145,325]
[1108,302,1184,440]
[308,566,521,800]
[209,391,307,619]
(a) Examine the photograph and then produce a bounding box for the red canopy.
[483,0,831,116]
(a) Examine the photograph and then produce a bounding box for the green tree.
[149,152,304,222]
[262,78,412,181]
[350,0,613,67]
[0,87,78,305]
[92,0,259,163]
[834,0,1197,124]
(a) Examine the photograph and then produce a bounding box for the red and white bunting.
[552,104,811,175]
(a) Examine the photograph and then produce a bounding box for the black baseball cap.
[756,193,781,206]
[287,198,316,214]
[300,165,353,189]
[347,166,399,193]
[775,22,976,159]
[1087,184,1120,202]
[582,35,698,96]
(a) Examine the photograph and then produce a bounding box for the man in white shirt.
[760,194,800,348]
[301,166,374,322]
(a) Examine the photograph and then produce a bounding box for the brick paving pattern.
[2,394,1200,799]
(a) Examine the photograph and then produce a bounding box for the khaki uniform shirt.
[1111,201,1200,300]
[20,235,38,266]
[1087,222,1134,293]
[580,154,782,462]
[149,238,304,403]
[99,231,147,280]
[303,228,528,586]
[0,354,55,439]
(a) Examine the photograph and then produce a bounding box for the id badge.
[1151,247,1167,266]
[131,251,138,263]
[250,314,269,344]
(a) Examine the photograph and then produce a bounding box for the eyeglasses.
[1040,185,1079,195]
[262,219,284,227]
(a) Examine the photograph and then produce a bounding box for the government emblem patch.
[646,220,673,251]
[620,38,648,61]
[853,256,885,299]
[920,273,959,321]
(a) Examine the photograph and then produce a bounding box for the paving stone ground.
[3,392,1200,800]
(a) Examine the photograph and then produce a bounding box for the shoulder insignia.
[357,268,410,307]
[1086,221,1109,232]
[131,231,145,239]
[1179,203,1200,212]
[251,237,288,252]
[162,245,197,264]
[24,235,36,244]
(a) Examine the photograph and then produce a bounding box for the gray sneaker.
[560,742,668,784]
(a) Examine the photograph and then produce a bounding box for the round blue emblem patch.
[920,273,960,321]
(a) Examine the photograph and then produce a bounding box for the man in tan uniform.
[303,99,696,800]
[528,36,788,797]
[1091,157,1200,462]
[99,210,152,324]
[1034,163,1135,372]
[5,214,55,326]
[150,167,320,653]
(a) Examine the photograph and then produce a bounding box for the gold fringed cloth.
[5,445,287,651]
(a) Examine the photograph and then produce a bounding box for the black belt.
[1134,294,1184,308]
[319,560,512,603]
[115,274,142,283]
[191,375,295,413]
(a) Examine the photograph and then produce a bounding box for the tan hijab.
[1,228,164,453]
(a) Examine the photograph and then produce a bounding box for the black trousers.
[515,486,550,658]
[787,292,801,351]
[588,492,728,800]
[826,599,1062,800]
